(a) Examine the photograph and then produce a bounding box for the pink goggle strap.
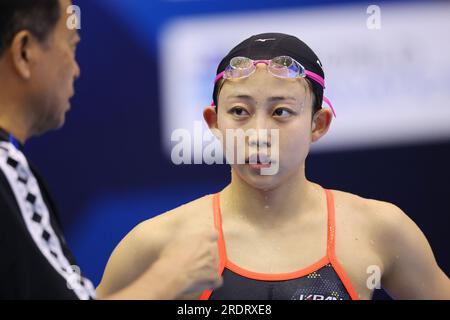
[322,96,336,118]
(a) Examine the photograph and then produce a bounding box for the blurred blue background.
[24,0,450,300]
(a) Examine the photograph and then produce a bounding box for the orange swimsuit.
[200,188,358,300]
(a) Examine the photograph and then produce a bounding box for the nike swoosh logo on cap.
[255,38,276,42]
[317,59,324,70]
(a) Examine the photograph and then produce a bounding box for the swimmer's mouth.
[245,154,275,168]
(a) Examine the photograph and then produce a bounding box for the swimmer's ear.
[203,106,218,130]
[311,108,332,143]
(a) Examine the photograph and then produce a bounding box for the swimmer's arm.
[98,259,188,300]
[96,220,183,300]
[380,204,450,299]
[98,256,188,300]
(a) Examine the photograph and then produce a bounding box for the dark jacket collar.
[0,127,24,150]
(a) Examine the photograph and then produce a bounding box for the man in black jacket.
[0,0,221,300]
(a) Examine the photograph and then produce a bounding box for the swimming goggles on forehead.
[214,56,336,117]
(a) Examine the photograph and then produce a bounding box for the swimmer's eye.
[229,106,250,118]
[273,107,296,118]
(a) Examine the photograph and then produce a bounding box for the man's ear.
[311,108,333,143]
[203,106,218,129]
[9,30,37,80]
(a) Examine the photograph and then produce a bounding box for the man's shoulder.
[0,167,22,225]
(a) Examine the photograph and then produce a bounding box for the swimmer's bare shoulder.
[328,188,450,299]
[137,193,215,241]
[96,194,216,298]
